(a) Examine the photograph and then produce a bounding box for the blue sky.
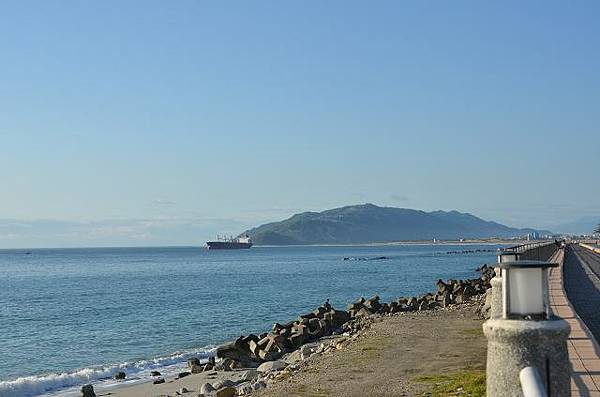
[1,1,599,247]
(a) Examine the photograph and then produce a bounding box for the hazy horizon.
[2,1,599,248]
[0,203,591,249]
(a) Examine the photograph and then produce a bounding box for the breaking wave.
[0,347,215,397]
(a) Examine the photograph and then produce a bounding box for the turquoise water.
[0,244,502,396]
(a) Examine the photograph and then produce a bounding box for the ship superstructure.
[206,234,253,250]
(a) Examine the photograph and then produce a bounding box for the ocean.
[0,244,502,396]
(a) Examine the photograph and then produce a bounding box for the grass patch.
[415,370,485,396]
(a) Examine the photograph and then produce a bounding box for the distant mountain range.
[242,204,552,245]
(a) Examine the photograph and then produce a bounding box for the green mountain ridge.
[242,204,551,245]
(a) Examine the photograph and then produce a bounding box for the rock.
[177,371,191,379]
[284,349,302,364]
[289,331,305,347]
[114,371,126,380]
[436,279,448,293]
[253,380,267,391]
[153,378,166,384]
[354,307,372,318]
[336,338,350,349]
[80,384,96,397]
[190,363,204,373]
[150,370,161,376]
[258,349,281,361]
[200,383,216,395]
[237,382,254,395]
[293,323,308,336]
[364,295,381,312]
[221,358,239,371]
[300,344,313,354]
[215,386,236,397]
[187,357,201,368]
[437,291,449,307]
[248,339,260,355]
[213,379,236,389]
[216,342,253,362]
[257,360,287,372]
[178,387,190,394]
[239,369,260,382]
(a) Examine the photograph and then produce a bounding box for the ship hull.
[206,241,253,250]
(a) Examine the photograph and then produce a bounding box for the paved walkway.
[550,245,600,396]
[564,245,600,340]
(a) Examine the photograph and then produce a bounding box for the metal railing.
[520,366,547,397]
[580,242,600,255]
[499,241,560,261]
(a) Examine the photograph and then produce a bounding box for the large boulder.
[355,307,371,318]
[436,279,448,293]
[289,331,305,348]
[406,297,418,310]
[257,360,287,373]
[441,291,451,307]
[364,295,381,312]
[216,342,253,362]
[329,310,349,327]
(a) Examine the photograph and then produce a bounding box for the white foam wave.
[0,348,215,397]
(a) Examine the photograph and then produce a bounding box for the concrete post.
[490,274,503,319]
[491,251,521,319]
[483,318,571,397]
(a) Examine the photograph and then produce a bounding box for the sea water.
[0,244,502,396]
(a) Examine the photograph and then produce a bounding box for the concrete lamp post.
[501,260,553,321]
[484,260,571,397]
[490,251,523,319]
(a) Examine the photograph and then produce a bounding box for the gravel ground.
[255,305,487,397]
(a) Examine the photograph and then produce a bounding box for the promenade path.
[554,244,600,396]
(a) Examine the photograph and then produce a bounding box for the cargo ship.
[206,235,253,250]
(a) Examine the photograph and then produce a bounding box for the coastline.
[1,244,499,397]
[85,266,493,397]
[252,239,522,248]
[106,306,486,397]
[0,239,518,251]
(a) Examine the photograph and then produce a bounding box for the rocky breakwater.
[191,265,495,397]
[80,265,495,397]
